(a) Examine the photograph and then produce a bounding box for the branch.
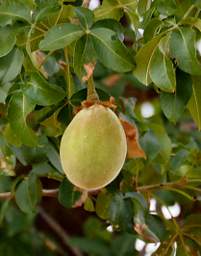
[0,189,59,200]
[38,206,83,256]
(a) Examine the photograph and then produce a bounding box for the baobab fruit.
[60,104,127,191]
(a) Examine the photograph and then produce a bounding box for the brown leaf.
[82,62,95,82]
[103,74,122,87]
[120,119,146,159]
[134,223,159,243]
[32,50,48,78]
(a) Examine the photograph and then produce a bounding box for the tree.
[0,0,201,255]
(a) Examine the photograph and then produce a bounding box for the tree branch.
[0,189,59,200]
[38,206,83,256]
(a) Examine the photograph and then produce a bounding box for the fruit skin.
[60,104,127,191]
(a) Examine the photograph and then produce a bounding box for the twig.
[38,206,83,256]
[0,189,59,200]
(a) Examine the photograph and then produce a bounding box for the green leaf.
[41,138,64,173]
[8,92,38,147]
[69,238,110,256]
[31,162,64,181]
[75,7,94,29]
[91,27,134,72]
[0,48,24,84]
[0,27,16,58]
[25,73,65,106]
[149,123,172,163]
[160,70,192,123]
[188,76,201,130]
[84,197,95,212]
[170,27,201,75]
[0,0,32,23]
[58,178,81,208]
[94,0,137,21]
[95,191,113,219]
[73,35,96,79]
[149,38,176,92]
[111,233,136,256]
[109,193,133,231]
[0,83,13,104]
[39,23,84,51]
[181,17,201,32]
[133,35,162,85]
[15,175,42,214]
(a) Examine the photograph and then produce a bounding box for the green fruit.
[60,104,127,190]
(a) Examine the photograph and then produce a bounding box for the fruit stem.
[87,76,99,101]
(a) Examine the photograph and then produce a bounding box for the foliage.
[1,0,201,255]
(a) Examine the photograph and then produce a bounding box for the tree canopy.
[1,0,201,255]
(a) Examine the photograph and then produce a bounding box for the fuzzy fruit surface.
[60,104,127,190]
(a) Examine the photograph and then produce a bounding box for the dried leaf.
[103,74,122,87]
[120,119,146,159]
[82,62,95,82]
[32,50,48,78]
[134,223,159,243]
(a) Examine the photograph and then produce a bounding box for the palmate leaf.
[39,23,84,51]
[188,76,201,130]
[91,27,134,72]
[8,92,38,147]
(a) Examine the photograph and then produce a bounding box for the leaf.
[120,119,146,159]
[111,233,136,256]
[133,35,162,85]
[75,7,94,29]
[94,0,137,21]
[95,191,113,219]
[84,197,95,212]
[109,193,133,231]
[58,179,81,208]
[160,70,192,123]
[149,38,176,92]
[149,123,172,163]
[188,76,201,130]
[25,73,65,106]
[73,35,96,79]
[41,137,64,173]
[39,23,84,51]
[82,63,96,82]
[170,27,201,75]
[8,92,38,147]
[15,175,42,214]
[181,17,201,32]
[0,0,32,23]
[91,27,134,72]
[0,48,24,84]
[69,238,110,256]
[0,27,16,58]
[0,83,13,104]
